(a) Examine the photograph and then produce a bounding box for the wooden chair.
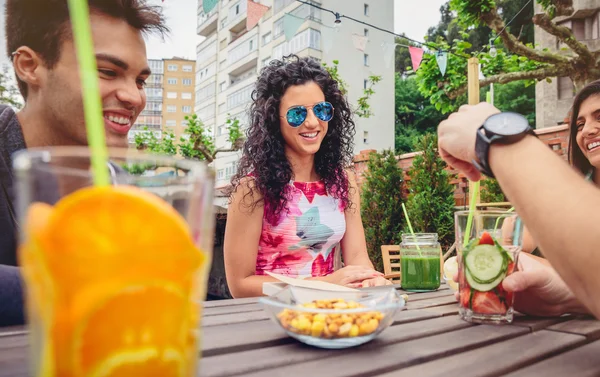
[381,245,401,284]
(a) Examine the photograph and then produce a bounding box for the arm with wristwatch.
[438,102,597,318]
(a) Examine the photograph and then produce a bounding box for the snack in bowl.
[277,299,384,338]
[260,286,405,349]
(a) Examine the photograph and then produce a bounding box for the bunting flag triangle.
[283,13,305,41]
[247,0,269,30]
[408,46,424,72]
[202,0,218,14]
[351,34,368,52]
[382,42,397,69]
[436,51,448,76]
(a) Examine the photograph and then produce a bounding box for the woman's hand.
[354,276,393,288]
[322,265,383,287]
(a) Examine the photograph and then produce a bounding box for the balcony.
[227,30,258,75]
[197,8,218,37]
[228,0,248,34]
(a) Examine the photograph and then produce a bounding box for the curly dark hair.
[230,55,356,225]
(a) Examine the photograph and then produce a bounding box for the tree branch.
[532,13,596,67]
[193,138,214,163]
[549,0,575,17]
[447,65,568,100]
[480,8,569,65]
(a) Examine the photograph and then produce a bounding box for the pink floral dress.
[256,180,346,278]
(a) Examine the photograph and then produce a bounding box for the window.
[182,78,192,86]
[228,36,258,65]
[182,92,192,100]
[182,106,192,113]
[558,76,575,100]
[273,17,284,39]
[364,79,368,89]
[167,105,177,113]
[363,131,369,144]
[167,78,177,85]
[262,32,272,46]
[272,28,321,60]
[217,123,227,136]
[181,120,189,127]
[364,28,369,37]
[364,3,369,16]
[217,169,225,180]
[196,82,216,103]
[364,54,369,66]
[274,0,295,14]
[225,163,237,179]
[183,65,193,72]
[167,64,178,72]
[262,56,271,67]
[235,3,240,15]
[221,17,228,29]
[166,119,176,127]
[291,3,321,22]
[146,88,163,99]
[167,92,177,99]
[220,81,227,92]
[227,84,253,110]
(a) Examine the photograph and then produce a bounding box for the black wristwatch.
[473,112,534,178]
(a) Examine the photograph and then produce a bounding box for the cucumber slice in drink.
[464,244,506,283]
[465,267,506,292]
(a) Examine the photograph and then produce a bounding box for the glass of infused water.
[400,233,441,292]
[455,211,523,324]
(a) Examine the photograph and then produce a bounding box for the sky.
[0,0,447,67]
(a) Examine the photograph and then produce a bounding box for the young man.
[438,102,598,318]
[0,0,168,326]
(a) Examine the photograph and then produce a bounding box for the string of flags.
[199,0,452,76]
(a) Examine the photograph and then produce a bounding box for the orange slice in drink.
[73,284,195,377]
[39,186,204,291]
[20,202,56,377]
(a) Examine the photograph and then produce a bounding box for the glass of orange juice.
[12,146,214,377]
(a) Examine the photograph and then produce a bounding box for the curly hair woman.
[224,55,388,298]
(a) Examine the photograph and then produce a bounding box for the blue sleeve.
[0,265,25,327]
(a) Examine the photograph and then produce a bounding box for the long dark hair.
[568,79,600,175]
[230,55,356,225]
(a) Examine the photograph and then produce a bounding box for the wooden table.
[1,286,600,376]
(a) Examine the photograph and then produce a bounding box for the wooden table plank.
[406,295,458,310]
[511,315,573,332]
[201,307,454,357]
[200,316,473,377]
[379,330,585,377]
[547,317,600,340]
[236,325,528,377]
[202,297,259,308]
[503,339,600,377]
[203,303,263,317]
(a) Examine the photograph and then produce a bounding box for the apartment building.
[195,0,395,192]
[535,1,600,128]
[163,58,197,141]
[129,58,196,143]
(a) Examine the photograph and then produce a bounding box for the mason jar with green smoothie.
[400,233,441,291]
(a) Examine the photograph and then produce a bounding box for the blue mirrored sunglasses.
[283,101,334,128]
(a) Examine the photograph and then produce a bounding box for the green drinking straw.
[401,202,422,255]
[494,207,515,232]
[67,0,109,186]
[463,181,480,247]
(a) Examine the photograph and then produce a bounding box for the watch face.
[484,112,529,136]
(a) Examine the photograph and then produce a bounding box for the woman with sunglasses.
[224,55,388,298]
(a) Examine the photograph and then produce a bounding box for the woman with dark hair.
[518,79,600,255]
[224,55,388,298]
[568,79,600,183]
